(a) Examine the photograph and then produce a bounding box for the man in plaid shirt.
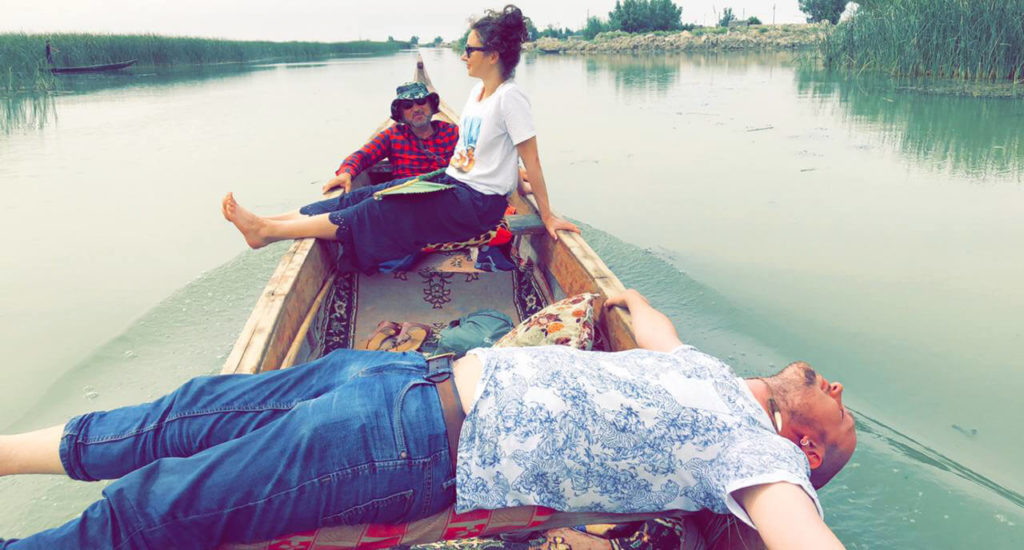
[323,82,459,194]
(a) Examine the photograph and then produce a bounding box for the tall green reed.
[1,93,56,134]
[1,33,407,91]
[821,0,1024,82]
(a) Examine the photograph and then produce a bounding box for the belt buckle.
[425,352,455,383]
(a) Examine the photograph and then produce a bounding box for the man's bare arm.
[604,289,683,353]
[734,482,844,550]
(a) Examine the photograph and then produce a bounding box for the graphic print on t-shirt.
[450,116,481,173]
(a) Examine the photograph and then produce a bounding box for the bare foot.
[222,192,273,249]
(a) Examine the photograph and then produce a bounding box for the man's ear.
[800,436,823,469]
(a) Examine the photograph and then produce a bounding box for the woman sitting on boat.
[223,4,579,274]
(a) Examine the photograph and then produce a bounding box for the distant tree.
[581,16,611,39]
[525,19,539,41]
[747,16,762,25]
[608,0,682,33]
[718,7,736,27]
[432,36,443,47]
[451,28,471,53]
[387,35,395,42]
[647,0,684,31]
[409,35,419,46]
[609,0,642,32]
[798,0,848,24]
[538,25,572,39]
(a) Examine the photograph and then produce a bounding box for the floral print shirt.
[457,345,822,528]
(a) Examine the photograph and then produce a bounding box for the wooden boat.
[220,55,636,378]
[218,55,761,550]
[50,59,137,74]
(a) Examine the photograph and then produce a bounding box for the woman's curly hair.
[472,5,531,80]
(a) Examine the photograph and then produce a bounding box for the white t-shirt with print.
[446,80,536,196]
[456,345,823,529]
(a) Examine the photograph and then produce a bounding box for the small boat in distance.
[50,59,137,74]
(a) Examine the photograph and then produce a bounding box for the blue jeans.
[298,173,508,274]
[4,350,455,549]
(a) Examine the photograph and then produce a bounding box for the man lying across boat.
[321,81,459,195]
[0,289,855,550]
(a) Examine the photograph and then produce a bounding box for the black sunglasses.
[464,46,490,57]
[397,97,430,110]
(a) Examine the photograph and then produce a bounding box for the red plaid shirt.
[336,120,459,179]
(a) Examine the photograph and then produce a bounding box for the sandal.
[361,321,400,351]
[391,322,432,352]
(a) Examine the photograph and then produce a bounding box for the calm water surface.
[1,49,1022,547]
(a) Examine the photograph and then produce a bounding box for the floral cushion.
[493,293,596,350]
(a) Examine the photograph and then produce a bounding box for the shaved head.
[765,361,857,489]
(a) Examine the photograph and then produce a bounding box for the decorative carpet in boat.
[322,250,552,355]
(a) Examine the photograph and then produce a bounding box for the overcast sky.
[3,1,808,43]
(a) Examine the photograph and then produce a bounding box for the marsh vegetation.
[1,33,408,91]
[821,0,1024,83]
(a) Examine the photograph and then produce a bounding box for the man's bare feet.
[222,192,273,249]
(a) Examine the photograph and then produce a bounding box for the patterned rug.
[322,250,550,355]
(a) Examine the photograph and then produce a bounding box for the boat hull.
[51,59,137,74]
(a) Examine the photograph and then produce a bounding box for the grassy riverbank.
[525,24,826,54]
[1,33,408,91]
[821,0,1024,82]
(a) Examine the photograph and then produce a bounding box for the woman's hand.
[322,173,352,194]
[541,213,580,241]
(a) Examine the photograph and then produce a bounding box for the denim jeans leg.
[9,355,454,550]
[60,349,426,481]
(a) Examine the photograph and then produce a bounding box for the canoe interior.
[221,56,633,376]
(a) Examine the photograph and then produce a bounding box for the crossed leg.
[221,176,416,250]
[0,425,64,476]
[222,192,337,249]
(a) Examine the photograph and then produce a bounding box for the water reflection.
[796,67,1024,179]
[1,63,275,133]
[585,54,681,94]
[0,93,57,133]
[577,50,798,96]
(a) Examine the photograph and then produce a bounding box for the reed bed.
[821,0,1024,82]
[1,33,407,91]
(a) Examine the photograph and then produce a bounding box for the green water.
[1,50,1022,547]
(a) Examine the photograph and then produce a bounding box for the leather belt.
[425,353,464,472]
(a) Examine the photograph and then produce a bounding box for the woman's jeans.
[5,350,455,549]
[297,173,508,274]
